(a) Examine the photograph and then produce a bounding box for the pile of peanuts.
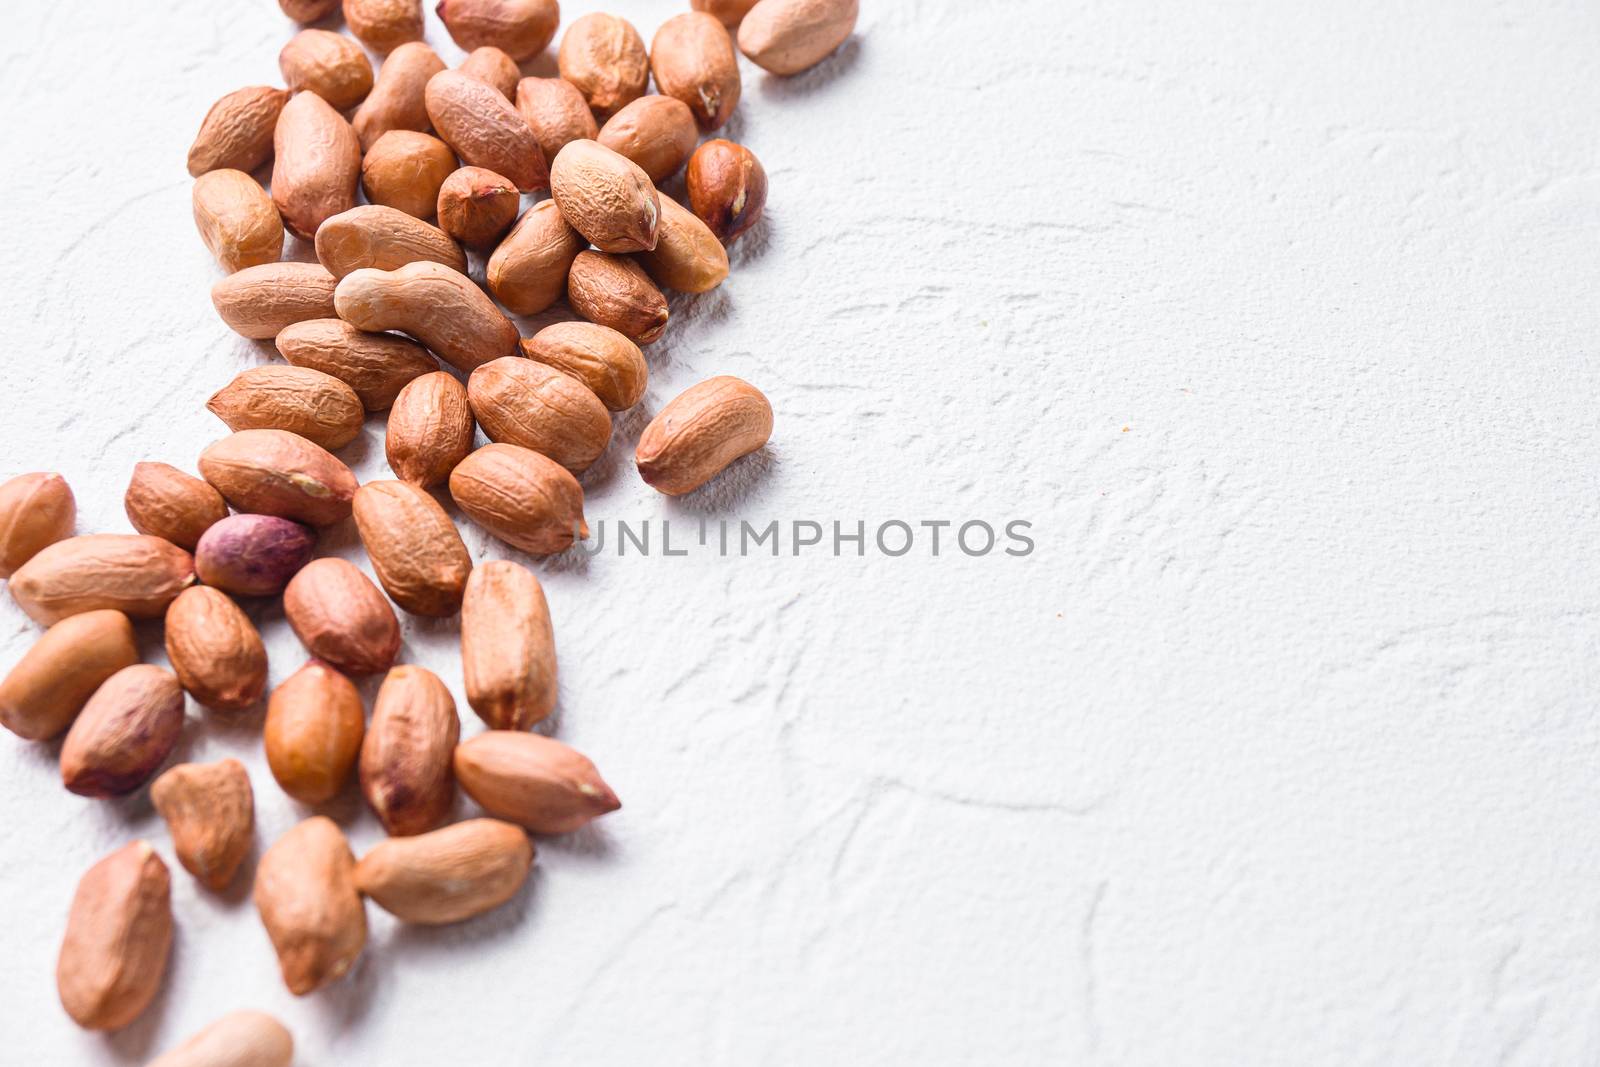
[0,0,857,1059]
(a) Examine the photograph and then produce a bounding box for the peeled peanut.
[692,0,761,27]
[207,365,366,450]
[265,661,366,803]
[386,371,475,488]
[454,731,621,834]
[521,321,646,411]
[462,560,556,730]
[280,29,373,111]
[124,463,226,551]
[192,169,283,273]
[361,131,457,219]
[550,139,660,253]
[355,818,532,924]
[194,514,317,597]
[486,200,585,315]
[636,194,729,293]
[651,13,741,130]
[353,41,446,151]
[199,429,358,526]
[425,70,547,192]
[9,535,194,626]
[284,558,402,675]
[436,166,520,248]
[344,0,424,53]
[148,1011,294,1067]
[165,586,269,710]
[637,376,773,495]
[352,480,472,616]
[211,261,338,340]
[0,610,137,741]
[596,96,698,184]
[738,0,859,75]
[188,86,289,177]
[0,471,75,577]
[459,46,519,99]
[567,250,669,343]
[57,842,172,1031]
[315,204,467,279]
[686,138,768,243]
[273,91,361,240]
[254,816,366,995]
[60,665,185,797]
[436,0,560,61]
[558,13,650,119]
[151,759,255,891]
[335,261,520,373]
[449,443,587,556]
[468,357,611,472]
[276,318,437,411]
[515,77,599,167]
[361,664,459,836]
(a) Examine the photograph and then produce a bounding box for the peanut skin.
[335,261,519,372]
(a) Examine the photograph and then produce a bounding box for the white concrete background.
[2,0,1598,1063]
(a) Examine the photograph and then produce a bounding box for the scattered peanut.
[194,514,317,597]
[275,317,437,411]
[315,204,468,279]
[192,168,284,273]
[353,41,447,151]
[344,0,425,53]
[462,560,557,730]
[335,260,520,372]
[265,661,366,804]
[458,45,520,99]
[652,12,742,131]
[283,557,402,675]
[522,321,647,412]
[485,199,585,315]
[687,138,768,243]
[124,462,227,550]
[57,842,172,1030]
[9,534,195,626]
[0,472,75,578]
[147,1011,294,1067]
[60,664,185,797]
[165,585,270,710]
[558,13,650,119]
[273,91,362,240]
[199,429,358,527]
[437,0,561,61]
[436,165,521,247]
[385,370,475,487]
[211,261,339,340]
[738,0,859,75]
[567,250,670,343]
[550,138,660,253]
[253,816,367,995]
[637,376,774,495]
[151,759,255,891]
[352,479,473,616]
[636,194,731,294]
[515,76,599,167]
[361,664,460,836]
[208,365,366,450]
[454,731,621,834]
[0,610,137,741]
[361,130,458,220]
[280,29,374,112]
[425,70,547,192]
[187,86,289,178]
[597,95,699,184]
[355,818,532,924]
[468,356,612,473]
[449,443,588,555]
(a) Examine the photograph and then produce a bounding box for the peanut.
[353,41,446,151]
[651,13,742,131]
[458,45,520,99]
[738,0,859,75]
[207,365,366,450]
[187,86,289,178]
[636,194,730,293]
[280,0,339,19]
[194,514,317,597]
[468,356,612,472]
[192,169,283,273]
[361,664,460,836]
[485,199,585,315]
[199,428,359,526]
[462,559,556,730]
[211,261,338,340]
[425,70,547,192]
[60,665,185,797]
[279,29,374,112]
[448,443,588,555]
[692,0,762,27]
[521,321,647,411]
[436,0,560,61]
[687,138,768,243]
[265,661,366,804]
[124,462,227,551]
[335,261,520,372]
[315,204,468,280]
[550,139,660,253]
[352,479,473,616]
[276,318,437,411]
[386,370,475,487]
[515,76,599,167]
[354,818,532,924]
[0,471,75,577]
[361,130,457,219]
[596,96,698,184]
[254,816,367,995]
[273,91,361,240]
[453,731,621,833]
[165,586,269,711]
[9,534,194,626]
[0,610,137,741]
[436,166,521,247]
[151,759,255,891]
[283,557,402,675]
[344,0,424,53]
[567,250,670,343]
[148,1011,294,1067]
[637,376,773,495]
[558,13,650,119]
[56,842,172,1030]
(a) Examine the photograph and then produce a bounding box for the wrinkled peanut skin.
[352,480,473,616]
[468,357,612,473]
[315,204,467,280]
[360,664,460,836]
[211,262,339,340]
[597,96,698,185]
[436,166,521,247]
[437,0,560,60]
[265,661,366,804]
[386,371,475,488]
[283,557,402,675]
[567,251,670,344]
[192,169,283,273]
[425,71,547,192]
[486,200,585,316]
[515,77,599,167]
[147,1011,294,1067]
[361,130,457,219]
[462,560,557,730]
[353,41,446,151]
[125,463,226,551]
[449,443,588,556]
[0,471,75,577]
[0,610,136,741]
[276,318,436,412]
[355,818,533,924]
[651,13,742,131]
[458,46,520,99]
[188,86,289,178]
[279,29,374,112]
[57,842,172,1031]
[199,429,358,527]
[165,586,269,710]
[521,321,647,412]
[60,665,185,797]
[335,261,520,372]
[207,365,366,451]
[453,731,621,834]
[151,759,255,891]
[273,92,362,240]
[253,816,367,996]
[345,0,425,53]
[636,194,730,294]
[737,0,859,75]
[550,139,660,253]
[9,535,195,626]
[636,375,774,495]
[687,139,768,243]
[558,13,650,119]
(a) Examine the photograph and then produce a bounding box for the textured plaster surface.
[3,0,1600,1063]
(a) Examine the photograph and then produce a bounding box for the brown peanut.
[211,261,338,340]
[148,1011,294,1067]
[194,514,317,597]
[738,0,859,75]
[284,557,402,675]
[468,357,611,472]
[345,0,424,53]
[276,318,437,411]
[550,139,660,253]
[315,204,468,280]
[454,731,621,833]
[352,479,472,616]
[57,842,172,1031]
[567,250,670,343]
[651,12,742,130]
[521,321,646,411]
[637,376,773,495]
[9,535,194,626]
[192,169,283,273]
[486,200,585,315]
[361,664,460,835]
[273,91,361,240]
[335,261,520,372]
[424,70,547,192]
[355,818,532,924]
[165,586,269,710]
[386,371,475,488]
[596,96,698,184]
[0,610,137,741]
[60,665,185,797]
[280,0,339,19]
[687,138,768,243]
[254,816,367,995]
[280,29,373,112]
[0,471,75,577]
[636,194,730,293]
[462,560,556,730]
[208,365,366,450]
[151,759,255,891]
[558,13,650,119]
[187,86,289,177]
[437,0,560,61]
[124,463,226,551]
[449,443,588,555]
[692,0,762,27]
[353,41,446,151]
[458,46,520,99]
[199,429,358,526]
[515,77,599,167]
[436,166,521,248]
[265,661,366,803]
[361,130,457,219]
